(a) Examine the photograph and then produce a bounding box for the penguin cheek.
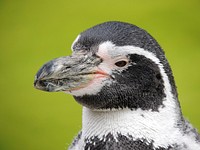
[66,74,110,97]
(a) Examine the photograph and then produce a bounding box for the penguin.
[34,21,200,150]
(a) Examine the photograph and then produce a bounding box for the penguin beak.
[34,52,106,92]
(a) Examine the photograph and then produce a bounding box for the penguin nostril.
[35,80,47,88]
[38,80,46,87]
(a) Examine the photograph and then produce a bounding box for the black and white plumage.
[34,21,200,150]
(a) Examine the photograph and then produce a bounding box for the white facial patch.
[71,34,81,51]
[96,41,130,75]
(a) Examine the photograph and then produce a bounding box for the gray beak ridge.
[34,53,102,92]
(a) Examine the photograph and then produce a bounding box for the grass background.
[0,0,200,149]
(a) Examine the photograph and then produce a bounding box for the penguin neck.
[81,97,182,147]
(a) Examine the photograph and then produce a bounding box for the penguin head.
[34,21,177,111]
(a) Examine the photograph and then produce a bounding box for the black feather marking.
[84,133,175,150]
[74,54,166,111]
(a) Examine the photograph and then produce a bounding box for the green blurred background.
[0,0,200,150]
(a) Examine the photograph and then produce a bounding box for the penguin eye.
[115,60,128,67]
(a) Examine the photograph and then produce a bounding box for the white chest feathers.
[73,106,200,150]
